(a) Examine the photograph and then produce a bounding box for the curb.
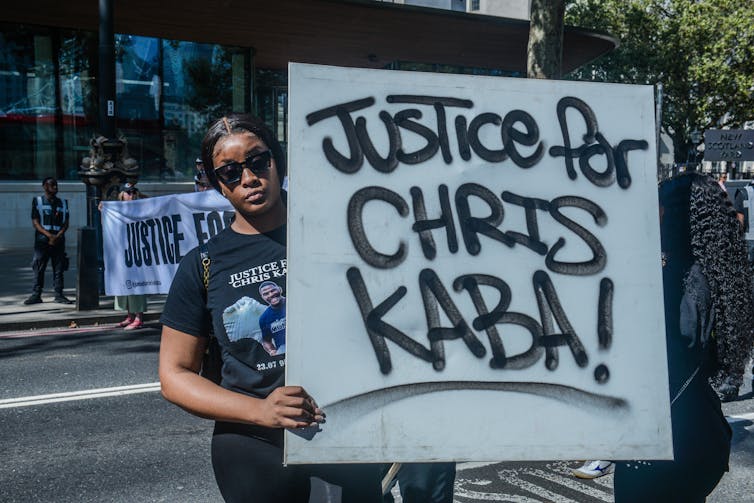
[0,312,163,334]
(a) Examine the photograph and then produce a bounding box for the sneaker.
[54,295,74,305]
[118,316,135,328]
[23,294,42,305]
[572,460,614,479]
[123,319,144,331]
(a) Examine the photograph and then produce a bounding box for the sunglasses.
[214,150,273,185]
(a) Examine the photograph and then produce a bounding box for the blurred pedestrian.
[24,177,73,305]
[732,178,754,399]
[194,157,211,192]
[717,172,728,192]
[115,181,148,330]
[614,172,754,502]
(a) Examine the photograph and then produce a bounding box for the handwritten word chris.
[347,184,606,275]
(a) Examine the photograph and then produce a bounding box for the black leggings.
[211,422,383,503]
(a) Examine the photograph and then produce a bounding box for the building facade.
[0,0,616,250]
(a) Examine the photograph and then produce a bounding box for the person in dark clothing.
[194,157,212,192]
[24,177,73,305]
[730,180,754,400]
[159,114,382,502]
[614,172,754,503]
[382,462,456,503]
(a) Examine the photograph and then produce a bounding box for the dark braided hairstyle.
[686,173,754,388]
[200,113,286,194]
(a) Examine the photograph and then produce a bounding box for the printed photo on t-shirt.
[221,296,270,351]
[258,281,287,355]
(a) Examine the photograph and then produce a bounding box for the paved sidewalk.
[0,249,165,333]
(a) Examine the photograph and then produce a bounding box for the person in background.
[194,157,212,192]
[717,172,728,192]
[731,178,754,400]
[24,177,73,305]
[382,463,456,503]
[115,181,149,330]
[613,172,753,502]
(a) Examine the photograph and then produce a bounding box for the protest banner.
[101,190,233,295]
[284,63,670,463]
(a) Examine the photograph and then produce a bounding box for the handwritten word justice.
[306,95,648,188]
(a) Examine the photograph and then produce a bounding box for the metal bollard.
[77,227,100,310]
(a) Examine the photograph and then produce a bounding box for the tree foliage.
[565,0,754,159]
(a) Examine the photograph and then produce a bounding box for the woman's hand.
[161,327,325,429]
[258,386,325,429]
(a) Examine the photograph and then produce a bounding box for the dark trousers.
[31,242,65,295]
[211,422,383,503]
[383,462,456,503]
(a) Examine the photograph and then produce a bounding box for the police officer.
[24,177,73,305]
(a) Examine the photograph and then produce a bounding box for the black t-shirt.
[161,226,287,399]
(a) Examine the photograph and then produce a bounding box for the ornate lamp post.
[77,137,139,309]
[76,0,139,309]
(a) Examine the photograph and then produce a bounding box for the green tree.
[566,0,754,160]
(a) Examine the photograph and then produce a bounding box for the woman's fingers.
[274,387,326,418]
[262,386,327,428]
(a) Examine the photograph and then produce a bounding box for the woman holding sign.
[159,114,382,502]
[114,181,149,330]
[614,172,754,502]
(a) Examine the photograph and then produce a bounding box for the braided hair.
[685,173,754,388]
[200,114,286,194]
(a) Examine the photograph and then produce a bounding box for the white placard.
[285,63,671,464]
[101,190,233,295]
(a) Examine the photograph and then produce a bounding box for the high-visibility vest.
[35,196,68,232]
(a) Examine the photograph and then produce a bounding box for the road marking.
[498,469,581,503]
[589,473,614,490]
[0,383,161,409]
[528,468,612,501]
[454,481,540,502]
[458,462,504,472]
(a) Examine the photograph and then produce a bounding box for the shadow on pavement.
[0,325,161,358]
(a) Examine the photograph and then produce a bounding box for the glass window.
[162,41,249,180]
[59,29,98,180]
[0,26,252,182]
[115,34,163,179]
[0,25,57,180]
[255,68,288,150]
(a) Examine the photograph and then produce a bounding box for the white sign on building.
[285,63,670,463]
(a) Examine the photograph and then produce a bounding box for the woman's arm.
[159,326,324,428]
